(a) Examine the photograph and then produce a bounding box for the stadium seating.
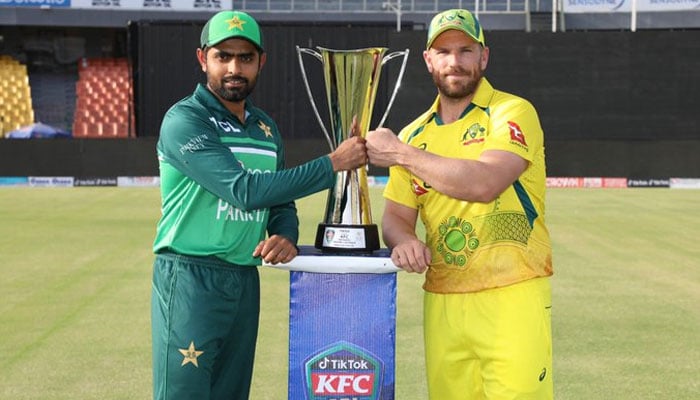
[0,55,35,138]
[72,57,134,138]
[29,70,78,134]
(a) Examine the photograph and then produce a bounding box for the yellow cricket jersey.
[384,78,553,293]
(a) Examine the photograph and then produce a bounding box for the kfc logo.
[312,373,375,396]
[304,342,383,400]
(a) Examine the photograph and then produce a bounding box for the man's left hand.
[253,234,298,265]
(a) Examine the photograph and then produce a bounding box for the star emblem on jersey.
[179,341,204,367]
[258,120,273,138]
[226,16,246,31]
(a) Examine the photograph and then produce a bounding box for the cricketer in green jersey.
[151,10,368,400]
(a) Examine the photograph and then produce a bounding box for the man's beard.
[211,74,258,103]
[433,67,483,100]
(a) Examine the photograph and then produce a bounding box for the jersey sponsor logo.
[304,341,383,400]
[436,216,480,267]
[215,163,272,222]
[216,199,266,222]
[412,178,429,196]
[208,117,241,133]
[461,123,486,146]
[507,121,528,149]
[179,134,208,154]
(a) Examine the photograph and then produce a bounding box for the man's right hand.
[328,136,368,172]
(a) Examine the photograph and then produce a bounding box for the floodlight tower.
[382,0,403,32]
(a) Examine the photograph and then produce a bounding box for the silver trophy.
[296,45,409,253]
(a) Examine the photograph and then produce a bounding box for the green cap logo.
[426,9,485,49]
[200,11,264,51]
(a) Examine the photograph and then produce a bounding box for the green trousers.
[151,252,260,400]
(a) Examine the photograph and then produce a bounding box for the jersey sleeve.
[267,202,299,244]
[266,121,300,244]
[383,164,418,209]
[482,95,543,163]
[159,104,335,211]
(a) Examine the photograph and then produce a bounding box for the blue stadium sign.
[0,0,71,6]
[7,0,234,10]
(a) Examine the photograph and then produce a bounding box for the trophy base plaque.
[315,224,380,254]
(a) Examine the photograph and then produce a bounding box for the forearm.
[381,202,430,273]
[394,145,500,203]
[180,154,334,212]
[382,209,420,249]
[223,157,333,210]
[369,128,507,202]
[161,123,336,212]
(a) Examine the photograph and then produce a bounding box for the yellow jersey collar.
[471,77,494,110]
[426,77,494,124]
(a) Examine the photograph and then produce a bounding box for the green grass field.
[1,187,699,399]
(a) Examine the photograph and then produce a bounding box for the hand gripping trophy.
[296,45,409,253]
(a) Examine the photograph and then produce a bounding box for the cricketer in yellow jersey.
[366,9,553,400]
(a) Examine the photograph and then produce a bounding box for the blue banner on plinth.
[288,271,397,400]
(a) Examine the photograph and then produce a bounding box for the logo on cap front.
[226,15,246,31]
[438,12,468,29]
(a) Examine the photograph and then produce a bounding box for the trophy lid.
[316,46,388,55]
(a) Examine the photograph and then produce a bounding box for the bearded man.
[366,9,554,400]
[151,10,367,400]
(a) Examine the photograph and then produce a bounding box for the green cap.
[200,11,264,51]
[426,9,485,49]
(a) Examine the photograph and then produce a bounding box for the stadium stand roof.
[1,0,699,31]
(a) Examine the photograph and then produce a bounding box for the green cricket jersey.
[153,84,334,266]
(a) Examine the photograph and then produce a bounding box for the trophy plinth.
[315,224,380,254]
[297,46,409,254]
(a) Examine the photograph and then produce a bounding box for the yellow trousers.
[424,277,553,400]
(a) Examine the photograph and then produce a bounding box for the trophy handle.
[296,46,336,150]
[376,49,410,128]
